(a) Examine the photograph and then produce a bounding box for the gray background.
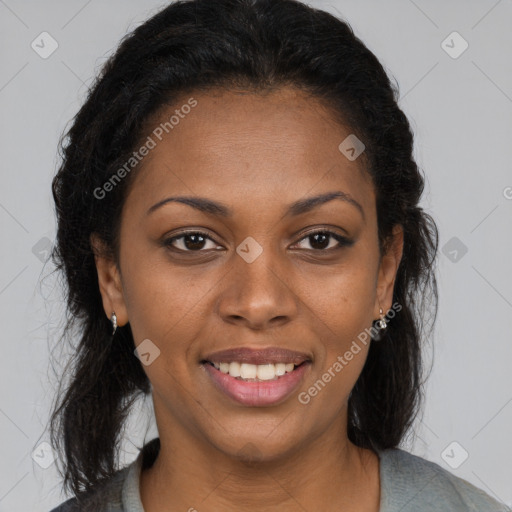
[0,0,511,510]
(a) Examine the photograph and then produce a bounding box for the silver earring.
[371,307,387,341]
[376,308,387,330]
[110,312,117,336]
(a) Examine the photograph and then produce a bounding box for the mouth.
[200,348,312,406]
[202,360,308,382]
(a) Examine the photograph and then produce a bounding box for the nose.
[216,246,298,331]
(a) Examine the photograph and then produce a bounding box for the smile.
[202,360,311,407]
[210,361,298,381]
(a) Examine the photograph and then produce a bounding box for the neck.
[139,415,380,512]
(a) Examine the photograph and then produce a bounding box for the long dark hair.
[49,0,438,498]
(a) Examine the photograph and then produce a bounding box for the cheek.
[300,266,375,412]
[308,259,377,334]
[302,257,377,391]
[119,244,213,347]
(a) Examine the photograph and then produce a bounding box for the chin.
[206,428,304,465]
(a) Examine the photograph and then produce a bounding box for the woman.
[47,0,509,510]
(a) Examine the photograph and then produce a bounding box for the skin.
[92,86,403,512]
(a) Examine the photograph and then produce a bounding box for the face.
[93,87,403,462]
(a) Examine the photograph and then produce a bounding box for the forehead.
[124,87,374,218]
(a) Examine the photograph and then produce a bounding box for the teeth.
[275,363,286,376]
[228,361,241,378]
[241,363,259,379]
[211,361,299,381]
[257,364,275,380]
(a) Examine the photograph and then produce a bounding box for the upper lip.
[203,347,311,365]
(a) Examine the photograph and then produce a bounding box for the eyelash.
[163,229,353,254]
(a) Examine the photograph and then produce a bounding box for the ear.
[374,225,404,318]
[90,233,129,327]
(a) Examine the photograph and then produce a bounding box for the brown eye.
[164,231,222,252]
[294,230,353,251]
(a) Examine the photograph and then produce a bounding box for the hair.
[49,0,438,499]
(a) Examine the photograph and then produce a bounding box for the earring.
[376,308,387,330]
[371,307,387,341]
[110,312,117,336]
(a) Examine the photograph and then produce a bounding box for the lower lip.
[203,362,311,407]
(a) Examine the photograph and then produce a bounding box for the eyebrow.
[146,190,365,220]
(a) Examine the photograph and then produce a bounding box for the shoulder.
[48,466,129,512]
[49,437,158,512]
[378,448,511,512]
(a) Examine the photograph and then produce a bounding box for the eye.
[163,228,353,254]
[163,231,223,252]
[293,229,353,251]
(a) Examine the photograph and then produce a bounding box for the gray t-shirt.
[50,438,510,511]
